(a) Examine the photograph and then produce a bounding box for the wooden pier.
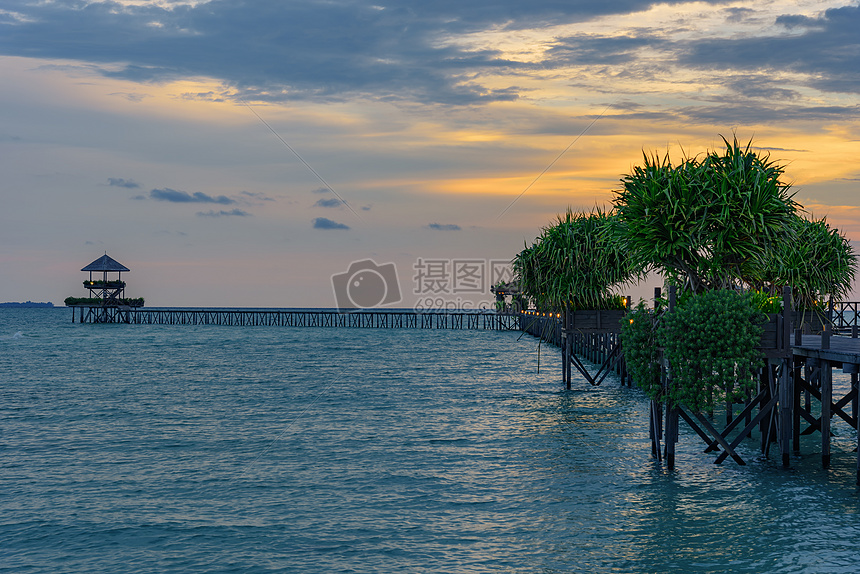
[71,306,521,331]
[520,297,860,483]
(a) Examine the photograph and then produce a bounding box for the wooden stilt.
[665,403,678,469]
[779,358,793,468]
[853,327,859,423]
[760,368,771,453]
[650,400,663,461]
[853,365,860,484]
[822,359,832,468]
[562,311,570,389]
[793,356,802,453]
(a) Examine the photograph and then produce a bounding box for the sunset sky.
[1,0,859,307]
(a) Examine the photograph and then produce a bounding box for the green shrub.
[658,290,765,411]
[622,290,766,411]
[64,296,144,307]
[620,302,662,400]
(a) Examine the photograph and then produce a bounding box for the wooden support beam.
[569,352,596,385]
[760,369,772,453]
[591,339,623,386]
[713,394,780,464]
[704,388,766,453]
[694,411,747,465]
[677,407,718,450]
[795,378,856,429]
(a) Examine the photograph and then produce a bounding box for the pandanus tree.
[615,135,856,413]
[613,136,800,293]
[513,208,641,312]
[755,214,856,310]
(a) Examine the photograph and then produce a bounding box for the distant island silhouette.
[0,301,55,308]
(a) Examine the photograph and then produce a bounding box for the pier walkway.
[71,306,521,331]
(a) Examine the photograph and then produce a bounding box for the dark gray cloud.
[197,209,251,217]
[547,35,660,66]
[3,0,856,123]
[427,223,461,231]
[723,76,800,102]
[679,5,860,95]
[775,14,825,30]
[313,217,350,230]
[676,103,860,126]
[0,0,698,105]
[314,198,343,208]
[150,188,236,204]
[108,177,140,189]
[724,7,756,24]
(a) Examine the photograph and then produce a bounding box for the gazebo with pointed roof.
[82,253,130,275]
[81,253,130,305]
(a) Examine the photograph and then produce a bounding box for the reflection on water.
[2,308,860,573]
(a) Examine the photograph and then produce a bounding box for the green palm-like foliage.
[614,135,799,293]
[513,208,640,312]
[755,214,857,309]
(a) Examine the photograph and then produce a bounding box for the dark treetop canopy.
[81,254,130,273]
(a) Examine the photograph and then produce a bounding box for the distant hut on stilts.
[66,253,144,322]
[81,254,130,305]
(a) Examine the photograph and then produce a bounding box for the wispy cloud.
[197,209,251,217]
[313,217,349,230]
[108,177,140,189]
[240,190,275,202]
[150,188,236,204]
[108,92,147,103]
[427,223,461,231]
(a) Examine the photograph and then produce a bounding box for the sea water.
[2,308,860,573]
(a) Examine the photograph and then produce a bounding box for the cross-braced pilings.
[519,309,630,388]
[520,290,860,484]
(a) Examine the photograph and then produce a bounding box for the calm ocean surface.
[3,308,860,573]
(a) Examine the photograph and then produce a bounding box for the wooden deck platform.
[791,333,860,363]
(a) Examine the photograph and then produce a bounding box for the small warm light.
[629,318,634,324]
